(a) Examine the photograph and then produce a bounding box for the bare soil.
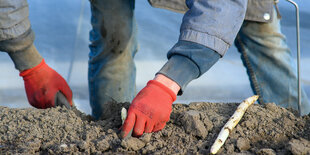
[0,101,309,154]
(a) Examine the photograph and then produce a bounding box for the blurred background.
[0,0,309,115]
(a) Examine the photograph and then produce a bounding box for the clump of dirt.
[0,102,309,154]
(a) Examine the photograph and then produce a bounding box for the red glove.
[20,59,73,109]
[121,80,176,138]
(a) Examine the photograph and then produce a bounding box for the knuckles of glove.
[124,105,172,137]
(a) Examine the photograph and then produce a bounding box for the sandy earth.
[0,101,309,154]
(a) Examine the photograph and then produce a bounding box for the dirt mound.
[0,102,309,154]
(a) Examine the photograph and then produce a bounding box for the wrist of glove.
[20,59,73,109]
[121,80,176,138]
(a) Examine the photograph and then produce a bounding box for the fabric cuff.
[157,55,200,95]
[9,44,43,71]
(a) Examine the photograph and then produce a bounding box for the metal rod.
[67,0,86,83]
[286,0,301,116]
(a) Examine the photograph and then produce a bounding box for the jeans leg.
[88,0,137,119]
[235,9,310,115]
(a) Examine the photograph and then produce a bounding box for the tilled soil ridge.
[0,102,309,154]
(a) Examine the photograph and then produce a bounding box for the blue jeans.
[235,9,310,115]
[89,0,137,119]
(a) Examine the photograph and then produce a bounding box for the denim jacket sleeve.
[149,0,274,23]
[157,0,247,94]
[179,0,247,56]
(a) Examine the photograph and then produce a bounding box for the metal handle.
[286,0,301,116]
[67,0,86,83]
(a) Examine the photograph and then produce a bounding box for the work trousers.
[89,0,137,119]
[235,9,310,115]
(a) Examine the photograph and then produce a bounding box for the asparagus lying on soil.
[210,95,259,154]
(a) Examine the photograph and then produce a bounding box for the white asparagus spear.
[210,95,259,154]
[121,107,133,138]
[121,107,127,124]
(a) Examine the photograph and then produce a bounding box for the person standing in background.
[86,0,310,138]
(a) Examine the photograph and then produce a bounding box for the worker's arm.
[121,41,219,138]
[159,0,248,94]
[0,0,72,108]
[121,0,248,138]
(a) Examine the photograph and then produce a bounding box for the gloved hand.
[121,80,177,138]
[20,59,73,109]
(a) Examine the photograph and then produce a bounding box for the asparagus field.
[0,101,309,154]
